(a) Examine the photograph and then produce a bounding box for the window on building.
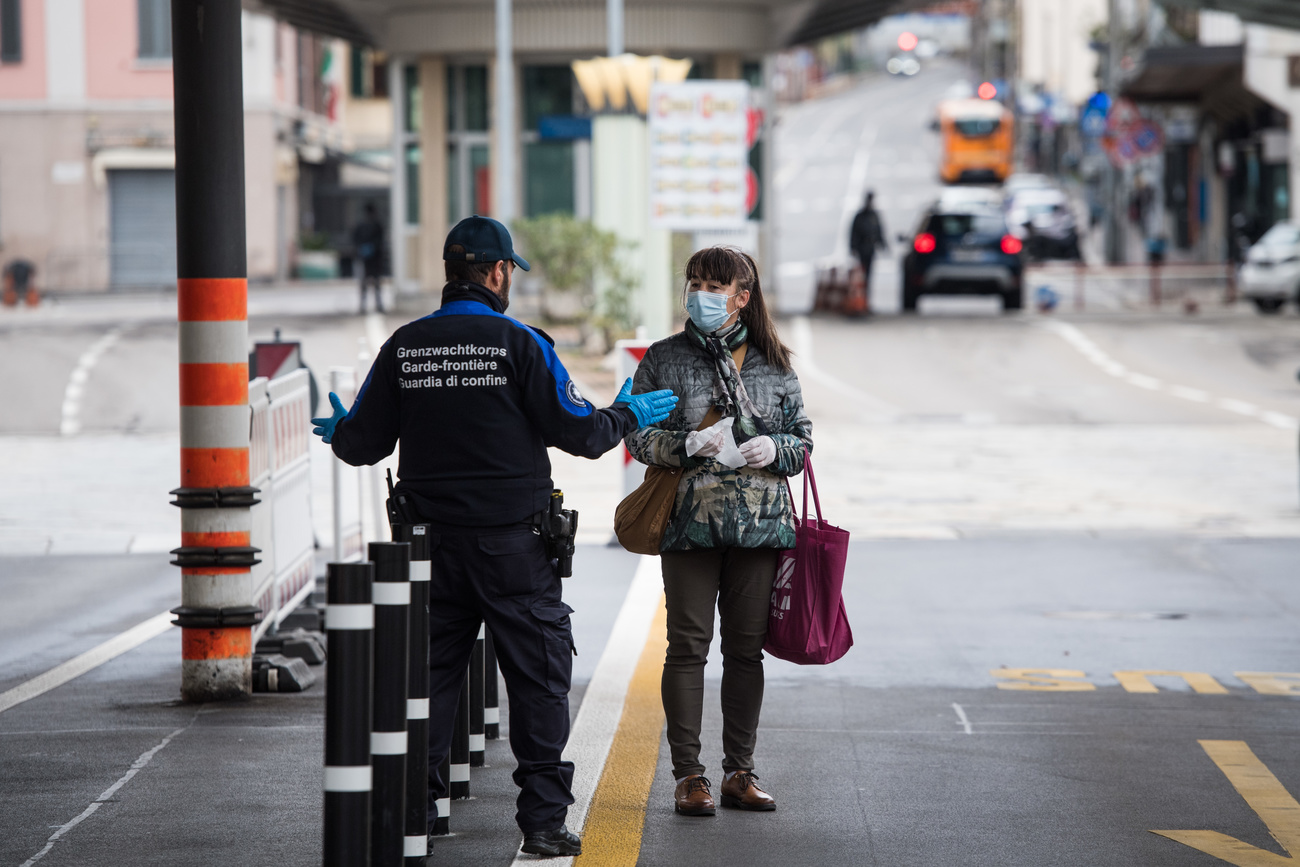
[349,45,389,99]
[1,0,22,64]
[523,66,573,131]
[404,64,421,133]
[137,0,171,60]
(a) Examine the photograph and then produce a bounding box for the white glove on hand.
[738,435,776,469]
[685,429,726,458]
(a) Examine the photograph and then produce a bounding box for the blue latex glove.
[613,378,678,427]
[311,392,347,444]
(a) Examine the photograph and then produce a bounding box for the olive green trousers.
[660,547,778,779]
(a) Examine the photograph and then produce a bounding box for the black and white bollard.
[450,675,471,799]
[324,562,374,867]
[398,525,432,860]
[369,542,410,867]
[484,629,499,740]
[433,753,450,835]
[469,624,486,767]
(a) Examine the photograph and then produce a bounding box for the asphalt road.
[2,62,1300,866]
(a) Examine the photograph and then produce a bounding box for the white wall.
[1243,24,1300,223]
[1019,0,1106,105]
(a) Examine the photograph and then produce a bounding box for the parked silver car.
[1240,222,1300,314]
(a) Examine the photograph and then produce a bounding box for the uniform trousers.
[424,524,576,833]
[660,547,778,779]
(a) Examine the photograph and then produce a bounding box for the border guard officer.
[312,215,677,857]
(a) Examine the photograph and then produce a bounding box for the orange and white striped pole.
[168,0,259,702]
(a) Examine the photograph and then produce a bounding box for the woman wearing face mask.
[625,246,813,817]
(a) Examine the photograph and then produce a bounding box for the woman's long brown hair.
[682,246,793,372]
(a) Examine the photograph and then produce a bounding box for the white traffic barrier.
[250,368,317,642]
[614,339,654,497]
[329,367,365,563]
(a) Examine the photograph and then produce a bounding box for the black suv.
[900,205,1025,312]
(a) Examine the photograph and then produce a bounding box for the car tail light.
[914,233,937,254]
[1001,235,1023,255]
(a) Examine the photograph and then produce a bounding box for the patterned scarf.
[685,318,769,443]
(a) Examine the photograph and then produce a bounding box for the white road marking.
[1043,321,1300,430]
[60,326,125,436]
[789,316,902,421]
[507,555,662,866]
[951,703,973,735]
[0,611,174,715]
[19,720,192,866]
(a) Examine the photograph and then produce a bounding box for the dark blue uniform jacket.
[331,281,637,526]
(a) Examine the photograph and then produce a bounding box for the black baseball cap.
[444,215,530,271]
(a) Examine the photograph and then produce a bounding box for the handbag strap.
[804,450,824,522]
[695,343,748,431]
[783,448,821,524]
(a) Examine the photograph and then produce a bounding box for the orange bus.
[937,98,1014,184]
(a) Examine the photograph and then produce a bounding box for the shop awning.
[1122,44,1271,126]
[1159,0,1300,32]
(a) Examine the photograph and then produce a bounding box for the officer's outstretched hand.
[613,378,678,428]
[311,392,347,444]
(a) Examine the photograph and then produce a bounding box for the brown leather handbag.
[613,345,744,555]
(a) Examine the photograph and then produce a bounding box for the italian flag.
[320,43,343,121]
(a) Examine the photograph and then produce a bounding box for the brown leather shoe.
[719,771,776,811]
[674,774,716,816]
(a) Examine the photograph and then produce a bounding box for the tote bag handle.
[784,448,822,525]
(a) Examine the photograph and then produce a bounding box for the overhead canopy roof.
[247,0,916,51]
[1158,0,1300,31]
[1122,43,1272,126]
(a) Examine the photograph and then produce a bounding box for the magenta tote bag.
[764,453,853,665]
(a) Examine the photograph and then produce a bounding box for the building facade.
[0,0,345,290]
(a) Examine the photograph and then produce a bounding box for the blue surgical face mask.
[686,291,734,333]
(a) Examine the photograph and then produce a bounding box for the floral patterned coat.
[625,331,813,551]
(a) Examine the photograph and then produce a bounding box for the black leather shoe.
[521,825,582,857]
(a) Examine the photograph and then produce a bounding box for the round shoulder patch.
[565,379,586,407]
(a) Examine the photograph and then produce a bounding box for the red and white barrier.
[249,368,317,642]
[615,340,654,497]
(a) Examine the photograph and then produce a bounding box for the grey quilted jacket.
[625,331,813,551]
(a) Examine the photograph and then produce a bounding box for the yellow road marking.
[1116,670,1229,694]
[1153,740,1300,865]
[1236,673,1300,697]
[991,668,1096,691]
[575,594,667,866]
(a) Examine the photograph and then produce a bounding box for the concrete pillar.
[593,115,671,339]
[389,58,409,291]
[494,0,517,223]
[419,56,449,290]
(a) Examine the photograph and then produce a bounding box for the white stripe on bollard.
[435,796,450,817]
[407,698,429,720]
[450,764,470,783]
[371,731,408,755]
[405,836,427,856]
[372,582,411,606]
[324,766,373,792]
[484,707,500,725]
[326,604,374,630]
[409,561,431,582]
[469,734,485,751]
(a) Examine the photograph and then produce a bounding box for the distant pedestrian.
[353,202,385,314]
[849,190,888,291]
[626,246,814,819]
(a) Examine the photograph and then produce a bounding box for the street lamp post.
[169,0,258,702]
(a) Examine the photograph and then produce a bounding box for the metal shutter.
[108,169,177,289]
